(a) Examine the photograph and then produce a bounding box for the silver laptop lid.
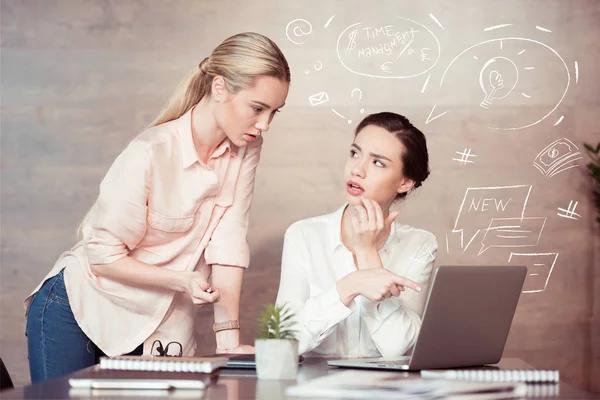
[408,265,526,370]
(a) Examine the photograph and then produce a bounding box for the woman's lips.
[346,180,364,197]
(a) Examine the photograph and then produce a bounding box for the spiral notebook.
[99,356,228,374]
[420,369,560,383]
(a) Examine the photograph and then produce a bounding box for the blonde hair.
[76,32,291,239]
[149,32,291,127]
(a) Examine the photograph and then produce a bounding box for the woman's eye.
[374,160,385,167]
[252,106,263,113]
[350,150,358,158]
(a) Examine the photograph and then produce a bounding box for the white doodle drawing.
[453,148,477,166]
[286,19,313,45]
[425,104,448,124]
[421,74,431,93]
[508,252,559,293]
[330,88,365,124]
[484,24,513,31]
[536,25,552,33]
[308,92,330,107]
[350,88,364,113]
[475,216,546,256]
[429,14,444,30]
[575,61,579,83]
[336,19,441,79]
[557,200,581,220]
[396,35,414,59]
[305,61,323,75]
[331,109,352,124]
[452,185,532,252]
[435,37,570,130]
[380,61,393,74]
[553,115,564,126]
[479,57,519,109]
[325,15,336,28]
[533,138,582,178]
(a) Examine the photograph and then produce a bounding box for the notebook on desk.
[328,265,527,371]
[99,355,228,373]
[68,365,218,390]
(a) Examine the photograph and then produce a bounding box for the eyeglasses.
[151,340,183,357]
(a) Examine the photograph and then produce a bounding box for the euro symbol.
[380,61,393,74]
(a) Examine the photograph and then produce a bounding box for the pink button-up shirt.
[24,107,262,356]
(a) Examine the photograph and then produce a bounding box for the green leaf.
[256,303,298,340]
[584,143,596,153]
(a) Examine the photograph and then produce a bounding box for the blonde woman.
[24,32,290,382]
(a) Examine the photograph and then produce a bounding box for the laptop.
[328,265,527,371]
[202,353,305,369]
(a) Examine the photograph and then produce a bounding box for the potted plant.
[255,303,299,380]
[584,141,600,224]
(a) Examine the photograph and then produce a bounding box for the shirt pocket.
[147,211,195,233]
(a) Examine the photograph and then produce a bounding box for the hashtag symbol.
[452,148,477,166]
[557,201,581,220]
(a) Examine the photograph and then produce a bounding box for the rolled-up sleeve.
[84,141,151,266]
[204,137,262,268]
[361,235,438,357]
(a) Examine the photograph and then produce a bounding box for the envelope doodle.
[308,91,330,106]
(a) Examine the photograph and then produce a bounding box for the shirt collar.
[329,203,398,254]
[177,106,237,169]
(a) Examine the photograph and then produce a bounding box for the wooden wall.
[1,0,598,390]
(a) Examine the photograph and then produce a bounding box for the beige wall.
[1,0,599,390]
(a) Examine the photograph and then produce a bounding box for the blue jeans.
[26,269,142,382]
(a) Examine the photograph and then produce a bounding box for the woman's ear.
[397,178,416,194]
[211,76,228,102]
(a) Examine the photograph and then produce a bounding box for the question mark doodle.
[331,88,365,124]
[351,88,365,114]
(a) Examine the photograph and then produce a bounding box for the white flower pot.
[254,339,299,380]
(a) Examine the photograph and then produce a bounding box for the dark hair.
[354,112,430,200]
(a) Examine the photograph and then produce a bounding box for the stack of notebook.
[68,356,228,390]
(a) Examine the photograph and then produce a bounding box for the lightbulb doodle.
[336,18,441,79]
[479,57,518,109]
[427,29,572,130]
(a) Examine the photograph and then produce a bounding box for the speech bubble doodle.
[452,185,532,250]
[336,19,440,79]
[477,217,546,256]
[508,252,559,293]
[436,37,570,130]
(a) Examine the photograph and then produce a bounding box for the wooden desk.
[1,358,597,399]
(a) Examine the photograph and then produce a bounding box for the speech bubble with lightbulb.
[432,37,571,131]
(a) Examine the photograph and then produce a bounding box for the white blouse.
[275,204,438,358]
